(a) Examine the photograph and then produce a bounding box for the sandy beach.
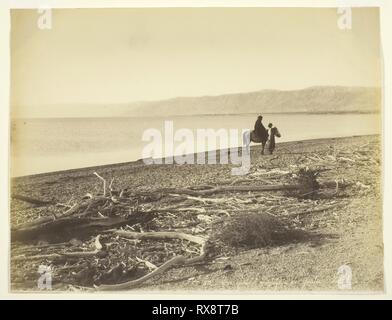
[10,135,383,292]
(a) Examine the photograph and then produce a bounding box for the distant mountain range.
[14,86,381,118]
[128,86,381,117]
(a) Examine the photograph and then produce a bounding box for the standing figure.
[253,115,269,154]
[267,123,281,154]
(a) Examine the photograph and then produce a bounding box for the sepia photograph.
[7,5,385,294]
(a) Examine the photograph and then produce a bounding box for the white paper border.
[1,0,391,300]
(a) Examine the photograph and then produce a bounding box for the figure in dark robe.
[253,115,269,154]
[267,123,281,154]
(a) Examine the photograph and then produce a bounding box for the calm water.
[11,113,381,177]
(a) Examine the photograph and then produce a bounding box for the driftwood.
[11,194,55,206]
[14,201,88,230]
[12,235,104,261]
[11,171,157,243]
[93,172,107,196]
[97,231,207,291]
[11,176,349,243]
[12,248,103,262]
[162,184,299,197]
[114,230,206,245]
[10,164,360,290]
[11,211,155,242]
[97,255,187,290]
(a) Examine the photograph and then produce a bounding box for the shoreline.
[11,134,380,180]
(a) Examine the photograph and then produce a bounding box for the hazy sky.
[11,7,381,107]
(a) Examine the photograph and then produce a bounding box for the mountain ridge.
[13,86,381,118]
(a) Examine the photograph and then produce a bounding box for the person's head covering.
[258,115,263,120]
[268,123,273,128]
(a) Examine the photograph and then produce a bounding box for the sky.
[11,7,381,108]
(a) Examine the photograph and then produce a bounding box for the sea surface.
[11,113,381,177]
